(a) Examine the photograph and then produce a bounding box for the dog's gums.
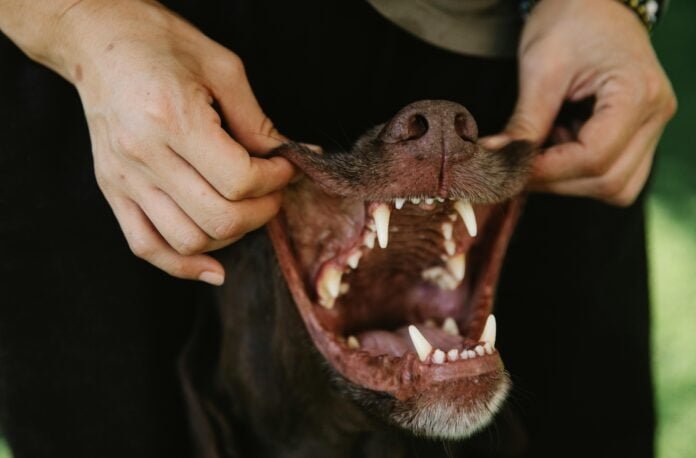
[267,100,536,438]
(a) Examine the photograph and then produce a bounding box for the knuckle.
[174,231,209,256]
[220,53,245,78]
[664,91,678,119]
[593,175,624,201]
[128,237,156,261]
[207,212,243,240]
[582,155,612,177]
[164,259,190,279]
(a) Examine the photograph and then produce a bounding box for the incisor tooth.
[454,199,477,237]
[480,314,497,347]
[373,203,391,249]
[474,345,485,357]
[347,336,360,349]
[395,198,406,210]
[408,325,433,362]
[484,342,493,354]
[447,349,459,362]
[446,253,465,281]
[363,231,376,249]
[444,239,456,256]
[432,349,445,364]
[441,222,453,241]
[467,350,476,359]
[460,350,469,360]
[410,197,421,204]
[442,317,459,336]
[425,197,434,205]
[346,250,362,269]
[317,264,342,309]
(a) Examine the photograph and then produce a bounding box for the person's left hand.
[482,0,677,206]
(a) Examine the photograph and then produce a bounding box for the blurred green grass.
[1,3,695,458]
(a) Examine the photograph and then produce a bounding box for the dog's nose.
[377,100,478,147]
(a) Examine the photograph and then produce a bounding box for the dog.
[180,100,536,457]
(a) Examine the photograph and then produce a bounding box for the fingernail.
[199,271,224,286]
[479,135,509,150]
[300,142,323,154]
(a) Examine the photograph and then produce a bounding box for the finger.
[207,52,285,154]
[107,194,225,285]
[136,186,236,255]
[139,146,285,239]
[611,149,654,206]
[170,111,296,201]
[530,119,662,205]
[531,87,651,183]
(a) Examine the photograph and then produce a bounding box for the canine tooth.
[484,342,493,354]
[460,350,469,360]
[317,265,343,309]
[447,349,459,362]
[346,250,362,269]
[339,282,350,294]
[425,197,434,205]
[372,203,391,249]
[408,325,433,362]
[480,314,497,347]
[446,253,465,281]
[454,199,477,237]
[474,345,485,357]
[347,335,360,349]
[432,349,446,364]
[441,222,453,241]
[442,317,459,336]
[444,239,456,256]
[394,198,406,210]
[363,231,376,249]
[410,197,421,204]
[467,350,476,359]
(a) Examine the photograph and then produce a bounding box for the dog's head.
[265,100,536,439]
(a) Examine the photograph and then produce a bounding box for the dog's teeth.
[410,197,421,204]
[436,197,445,203]
[441,317,459,336]
[347,335,360,349]
[480,314,497,347]
[460,349,469,360]
[346,249,362,269]
[317,264,343,309]
[474,345,485,357]
[467,349,476,359]
[422,266,458,290]
[339,282,350,294]
[372,203,391,249]
[432,349,446,364]
[441,222,453,241]
[484,342,494,354]
[447,349,459,362]
[408,325,433,362]
[448,213,458,222]
[444,239,456,256]
[363,231,376,249]
[454,199,477,237]
[425,197,434,205]
[446,253,465,281]
[394,198,406,210]
[423,318,436,328]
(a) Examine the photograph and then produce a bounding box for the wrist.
[520,0,664,31]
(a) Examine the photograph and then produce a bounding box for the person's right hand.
[55,1,295,285]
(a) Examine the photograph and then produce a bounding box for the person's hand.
[482,0,676,206]
[54,1,295,284]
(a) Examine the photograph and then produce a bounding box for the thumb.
[481,65,569,149]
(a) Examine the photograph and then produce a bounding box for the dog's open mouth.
[267,100,535,437]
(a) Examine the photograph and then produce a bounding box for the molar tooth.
[441,222,453,241]
[454,199,477,237]
[408,325,433,362]
[422,266,458,290]
[447,349,459,362]
[442,317,459,336]
[432,349,446,364]
[474,345,485,357]
[446,253,466,282]
[444,239,456,256]
[317,264,343,309]
[363,231,376,249]
[372,203,391,249]
[394,198,406,210]
[347,336,360,349]
[484,342,494,354]
[410,197,421,204]
[346,250,362,269]
[467,350,476,359]
[480,314,497,347]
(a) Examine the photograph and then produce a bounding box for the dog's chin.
[333,370,511,439]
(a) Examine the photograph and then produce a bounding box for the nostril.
[455,113,478,142]
[404,114,429,141]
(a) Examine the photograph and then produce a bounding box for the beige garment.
[367,0,522,57]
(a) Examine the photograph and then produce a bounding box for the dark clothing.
[0,1,654,457]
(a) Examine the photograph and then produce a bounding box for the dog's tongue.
[358,324,465,358]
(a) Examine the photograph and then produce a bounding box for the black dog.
[181,100,536,457]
